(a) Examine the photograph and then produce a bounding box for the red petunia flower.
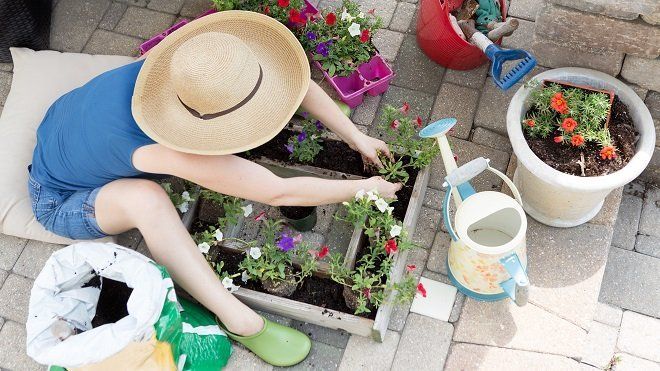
[360,29,370,43]
[600,146,617,160]
[254,211,267,221]
[406,264,416,272]
[417,283,427,297]
[264,5,270,14]
[325,12,337,25]
[289,8,306,25]
[367,8,376,15]
[385,239,398,255]
[400,102,410,114]
[554,136,563,143]
[525,119,535,127]
[570,134,584,147]
[390,119,400,130]
[550,92,569,115]
[317,245,330,259]
[416,116,423,128]
[363,287,372,299]
[453,154,458,161]
[561,118,578,133]
[278,0,289,7]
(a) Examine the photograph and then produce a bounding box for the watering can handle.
[442,157,523,241]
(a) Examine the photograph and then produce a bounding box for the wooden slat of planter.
[343,224,366,270]
[233,287,375,337]
[255,157,366,181]
[371,166,430,342]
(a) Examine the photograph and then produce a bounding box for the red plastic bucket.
[416,0,507,70]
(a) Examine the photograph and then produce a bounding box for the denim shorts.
[28,172,108,240]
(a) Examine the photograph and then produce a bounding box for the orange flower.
[525,119,535,127]
[550,92,569,114]
[561,118,577,133]
[554,135,563,143]
[570,134,585,147]
[600,146,617,160]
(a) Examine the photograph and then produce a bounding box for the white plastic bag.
[26,242,172,368]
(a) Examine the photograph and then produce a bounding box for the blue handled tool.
[460,20,537,91]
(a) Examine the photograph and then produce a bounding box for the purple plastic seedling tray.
[139,19,190,55]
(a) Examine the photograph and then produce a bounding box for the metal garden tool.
[420,119,530,306]
[459,20,536,90]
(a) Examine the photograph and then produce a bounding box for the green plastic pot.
[280,206,317,232]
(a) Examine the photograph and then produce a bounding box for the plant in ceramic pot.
[507,68,655,227]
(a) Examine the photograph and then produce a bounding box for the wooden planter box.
[186,153,429,342]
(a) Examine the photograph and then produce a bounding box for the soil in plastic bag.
[83,276,133,328]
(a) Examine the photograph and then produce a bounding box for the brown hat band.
[177,65,264,120]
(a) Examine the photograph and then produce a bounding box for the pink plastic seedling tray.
[139,1,394,108]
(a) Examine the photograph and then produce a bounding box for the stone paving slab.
[430,82,480,140]
[581,321,618,368]
[413,207,442,249]
[593,302,623,327]
[115,6,176,39]
[392,34,445,95]
[389,2,416,33]
[0,274,34,324]
[390,313,453,371]
[617,311,660,363]
[444,342,579,370]
[275,341,343,371]
[638,186,660,237]
[507,0,546,21]
[12,241,63,280]
[0,321,44,371]
[179,0,213,18]
[635,234,660,258]
[99,2,127,30]
[471,127,513,153]
[225,344,272,371]
[372,29,405,62]
[442,63,488,90]
[454,299,586,358]
[599,247,660,318]
[614,353,660,371]
[337,331,400,370]
[290,321,349,349]
[526,218,613,329]
[0,235,27,271]
[148,0,186,14]
[0,72,12,107]
[0,269,7,288]
[50,0,111,53]
[426,231,450,276]
[83,29,142,56]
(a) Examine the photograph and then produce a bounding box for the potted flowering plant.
[377,103,441,184]
[331,190,424,314]
[239,219,323,296]
[507,68,655,227]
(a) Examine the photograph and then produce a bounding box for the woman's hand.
[350,132,392,168]
[364,176,402,199]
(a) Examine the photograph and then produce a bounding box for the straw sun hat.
[132,11,310,155]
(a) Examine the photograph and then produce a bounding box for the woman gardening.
[28,11,400,367]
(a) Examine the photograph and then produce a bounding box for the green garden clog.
[218,317,311,367]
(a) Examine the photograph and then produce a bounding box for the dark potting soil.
[82,276,132,328]
[210,246,376,319]
[280,205,315,220]
[239,129,370,177]
[524,96,637,177]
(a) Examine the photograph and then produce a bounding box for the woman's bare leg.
[93,178,263,336]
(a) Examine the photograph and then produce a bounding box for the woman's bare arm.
[132,144,400,206]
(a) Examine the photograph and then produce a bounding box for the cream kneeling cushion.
[0,48,135,244]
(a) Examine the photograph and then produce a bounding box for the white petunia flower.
[341,8,354,21]
[249,247,262,259]
[342,201,350,206]
[181,191,192,202]
[367,189,379,201]
[177,201,189,213]
[198,242,211,254]
[241,271,250,283]
[348,22,361,37]
[390,224,402,237]
[387,206,394,215]
[222,277,239,293]
[355,189,366,200]
[375,198,389,213]
[241,204,253,217]
[357,11,364,18]
[213,229,224,241]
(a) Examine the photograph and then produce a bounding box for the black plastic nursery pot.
[279,206,318,232]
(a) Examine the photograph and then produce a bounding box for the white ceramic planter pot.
[507,68,655,227]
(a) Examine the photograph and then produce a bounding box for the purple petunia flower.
[297,131,307,142]
[306,32,317,40]
[277,233,295,252]
[300,111,309,119]
[315,120,324,130]
[285,143,294,153]
[316,41,330,57]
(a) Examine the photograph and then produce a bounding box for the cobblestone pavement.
[1,0,659,370]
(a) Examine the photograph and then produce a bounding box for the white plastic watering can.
[420,119,529,306]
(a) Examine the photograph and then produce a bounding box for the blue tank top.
[31,60,156,191]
